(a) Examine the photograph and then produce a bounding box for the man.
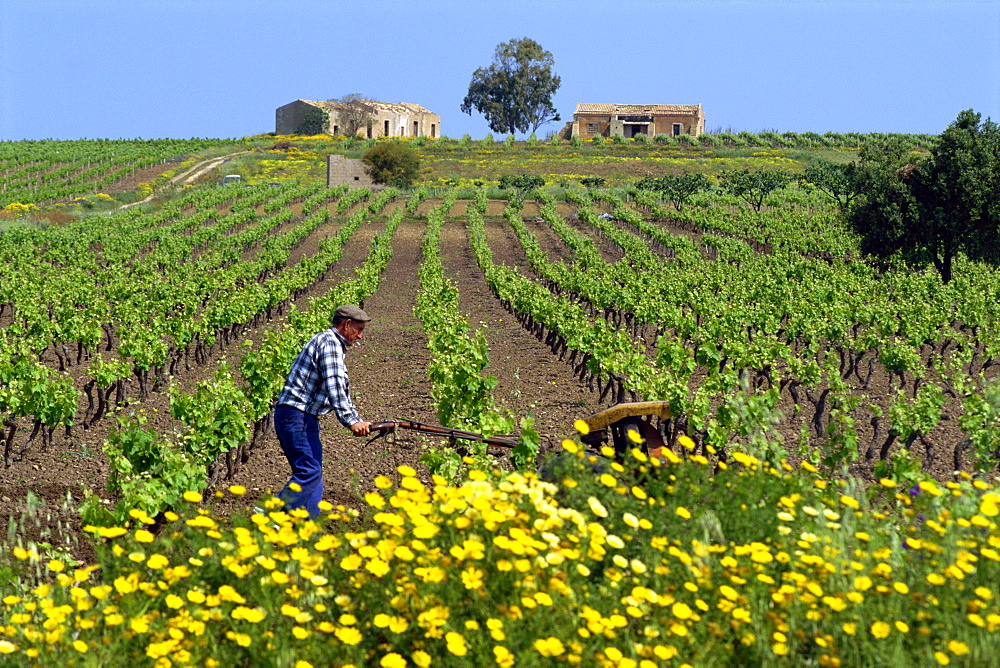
[273,304,372,515]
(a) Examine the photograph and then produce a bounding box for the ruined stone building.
[275,99,441,138]
[563,103,705,139]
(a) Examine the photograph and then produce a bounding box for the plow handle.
[369,421,518,449]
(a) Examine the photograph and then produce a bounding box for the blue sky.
[1,0,997,140]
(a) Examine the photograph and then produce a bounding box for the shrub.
[719,132,746,147]
[579,176,606,189]
[360,142,420,188]
[633,132,651,145]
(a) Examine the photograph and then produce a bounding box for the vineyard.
[1,135,999,665]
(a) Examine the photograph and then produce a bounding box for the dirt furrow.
[440,218,601,448]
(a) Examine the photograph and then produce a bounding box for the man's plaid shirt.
[276,328,361,426]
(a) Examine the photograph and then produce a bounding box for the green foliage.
[849,109,1000,283]
[103,416,206,521]
[169,361,251,463]
[579,176,606,189]
[361,142,420,188]
[634,172,712,211]
[461,37,561,136]
[718,168,791,211]
[698,133,721,147]
[959,377,1000,474]
[800,160,863,211]
[498,174,545,205]
[294,106,328,135]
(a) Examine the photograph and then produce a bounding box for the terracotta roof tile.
[574,103,702,115]
[303,99,436,115]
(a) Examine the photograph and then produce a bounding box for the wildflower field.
[3,440,999,666]
[1,131,999,666]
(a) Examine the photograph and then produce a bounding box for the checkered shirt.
[276,328,361,426]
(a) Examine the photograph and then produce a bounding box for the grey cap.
[333,304,371,322]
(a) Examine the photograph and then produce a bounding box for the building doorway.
[624,124,648,139]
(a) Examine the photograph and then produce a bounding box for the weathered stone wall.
[275,101,310,135]
[327,155,375,189]
[573,115,614,139]
[570,105,705,139]
[652,114,703,137]
[276,100,441,138]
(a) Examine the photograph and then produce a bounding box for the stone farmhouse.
[563,103,705,140]
[275,99,441,138]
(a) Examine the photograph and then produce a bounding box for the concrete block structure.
[327,155,375,189]
[562,103,705,139]
[276,99,441,138]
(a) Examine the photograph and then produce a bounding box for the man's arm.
[317,334,368,435]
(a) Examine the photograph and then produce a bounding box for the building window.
[384,120,390,136]
[587,123,599,133]
[673,123,682,136]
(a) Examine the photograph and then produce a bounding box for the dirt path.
[120,152,248,209]
[440,218,602,444]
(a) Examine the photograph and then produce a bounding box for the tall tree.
[849,110,1000,283]
[329,94,376,137]
[460,38,561,136]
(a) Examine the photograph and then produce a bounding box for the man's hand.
[350,421,371,437]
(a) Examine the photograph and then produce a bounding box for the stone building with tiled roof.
[275,99,441,138]
[563,103,705,140]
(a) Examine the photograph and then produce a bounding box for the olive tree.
[799,161,863,211]
[718,169,790,211]
[635,173,712,211]
[848,110,1000,283]
[460,38,561,136]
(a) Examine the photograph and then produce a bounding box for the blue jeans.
[274,405,324,516]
